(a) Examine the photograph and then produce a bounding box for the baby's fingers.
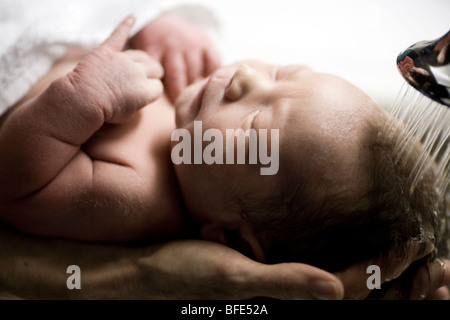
[100,15,136,52]
[143,78,164,104]
[108,78,163,124]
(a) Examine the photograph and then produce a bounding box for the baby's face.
[173,60,384,251]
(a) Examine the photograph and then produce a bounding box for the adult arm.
[0,224,343,300]
[3,222,447,300]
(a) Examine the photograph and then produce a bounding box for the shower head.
[397,30,450,107]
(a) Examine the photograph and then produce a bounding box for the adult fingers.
[143,44,164,62]
[243,262,344,300]
[185,52,204,84]
[410,259,450,299]
[203,48,221,77]
[362,259,450,300]
[100,15,136,52]
[336,241,435,299]
[426,286,449,300]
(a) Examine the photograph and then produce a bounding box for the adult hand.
[0,225,343,299]
[129,13,221,103]
[141,240,343,300]
[335,241,450,300]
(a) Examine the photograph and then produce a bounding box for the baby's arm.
[0,16,163,241]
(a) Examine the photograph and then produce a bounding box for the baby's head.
[172,60,447,278]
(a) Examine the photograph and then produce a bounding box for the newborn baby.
[0,14,446,281]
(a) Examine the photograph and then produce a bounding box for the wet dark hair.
[237,118,448,298]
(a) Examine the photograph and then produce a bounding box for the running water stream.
[385,81,450,256]
[386,82,450,199]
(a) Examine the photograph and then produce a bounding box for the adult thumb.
[243,262,344,300]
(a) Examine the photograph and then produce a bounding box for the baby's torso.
[95,94,191,226]
[84,96,190,238]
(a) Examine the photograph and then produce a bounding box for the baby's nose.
[224,64,266,101]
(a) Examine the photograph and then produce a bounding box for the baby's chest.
[83,99,188,234]
[83,97,175,171]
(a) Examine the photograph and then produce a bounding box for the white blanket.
[0,0,218,115]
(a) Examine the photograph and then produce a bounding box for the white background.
[167,0,450,110]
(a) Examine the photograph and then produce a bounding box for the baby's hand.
[67,15,164,124]
[129,13,221,103]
